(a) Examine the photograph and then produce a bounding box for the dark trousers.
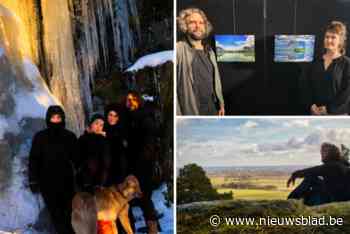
[41,189,74,234]
[137,190,157,221]
[288,176,331,206]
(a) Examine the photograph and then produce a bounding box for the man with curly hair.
[177,8,225,116]
[287,142,350,205]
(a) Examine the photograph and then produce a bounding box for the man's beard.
[188,30,206,41]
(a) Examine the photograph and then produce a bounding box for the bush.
[177,164,233,204]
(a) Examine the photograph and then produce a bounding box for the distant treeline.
[218,182,277,190]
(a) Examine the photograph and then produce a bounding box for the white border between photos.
[176,115,350,120]
[173,0,177,233]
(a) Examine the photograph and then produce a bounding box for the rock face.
[0,0,140,133]
[0,1,140,232]
[0,5,57,229]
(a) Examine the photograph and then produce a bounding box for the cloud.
[284,120,310,128]
[176,118,192,128]
[286,137,304,148]
[252,128,350,155]
[176,119,350,167]
[216,38,247,51]
[242,120,258,129]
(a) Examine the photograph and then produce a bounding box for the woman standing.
[104,104,128,185]
[302,21,350,115]
[29,105,77,234]
[75,114,111,192]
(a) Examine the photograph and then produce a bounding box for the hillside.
[178,199,350,234]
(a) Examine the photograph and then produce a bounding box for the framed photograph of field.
[215,35,255,62]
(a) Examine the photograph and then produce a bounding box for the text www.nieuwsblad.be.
[209,215,344,227]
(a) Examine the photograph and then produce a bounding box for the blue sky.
[215,35,248,46]
[177,118,350,168]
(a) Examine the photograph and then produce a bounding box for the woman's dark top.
[75,132,111,189]
[104,123,128,185]
[192,49,217,115]
[301,55,350,114]
[291,161,350,201]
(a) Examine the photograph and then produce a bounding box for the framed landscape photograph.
[274,35,315,62]
[215,35,255,62]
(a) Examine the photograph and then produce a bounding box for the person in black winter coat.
[287,142,350,205]
[104,104,128,185]
[75,114,111,192]
[28,105,77,234]
[124,91,160,234]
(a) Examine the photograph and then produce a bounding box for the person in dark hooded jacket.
[123,91,160,234]
[75,114,111,192]
[287,142,350,205]
[104,104,128,185]
[28,105,77,234]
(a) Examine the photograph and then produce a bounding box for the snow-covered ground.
[126,51,173,72]
[133,184,174,234]
[0,184,173,234]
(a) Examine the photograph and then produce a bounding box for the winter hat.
[45,105,65,128]
[88,113,105,126]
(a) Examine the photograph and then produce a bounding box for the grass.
[178,174,348,233]
[177,199,350,234]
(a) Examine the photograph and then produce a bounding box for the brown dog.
[72,175,142,234]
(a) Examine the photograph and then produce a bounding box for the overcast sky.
[177,118,350,168]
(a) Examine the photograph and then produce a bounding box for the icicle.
[110,0,140,69]
[40,0,86,133]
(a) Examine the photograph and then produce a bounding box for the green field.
[211,175,300,201]
[217,51,255,62]
[178,171,350,233]
[218,188,289,200]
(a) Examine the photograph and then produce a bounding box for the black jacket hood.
[45,105,66,128]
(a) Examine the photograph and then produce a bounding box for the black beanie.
[89,113,104,126]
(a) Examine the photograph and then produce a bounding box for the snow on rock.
[132,184,174,234]
[0,145,44,232]
[0,116,9,140]
[0,48,4,58]
[0,6,60,230]
[0,55,58,232]
[126,51,174,73]
[14,59,59,121]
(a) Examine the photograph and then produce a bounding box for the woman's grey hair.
[177,8,213,38]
